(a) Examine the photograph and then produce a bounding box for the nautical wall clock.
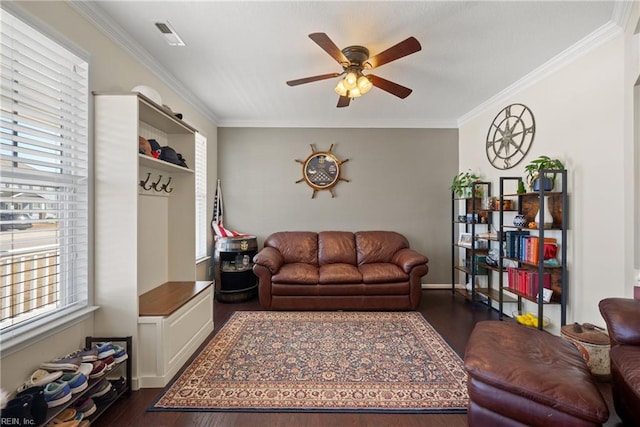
[295,144,349,198]
[486,103,535,170]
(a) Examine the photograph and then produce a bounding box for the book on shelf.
[506,267,551,299]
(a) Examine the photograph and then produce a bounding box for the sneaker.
[44,381,72,408]
[109,376,127,395]
[102,355,115,370]
[73,396,96,418]
[92,387,118,406]
[77,363,93,378]
[95,342,115,359]
[88,360,107,379]
[112,344,128,363]
[66,346,99,362]
[16,369,63,392]
[58,372,88,394]
[89,378,112,398]
[40,355,82,372]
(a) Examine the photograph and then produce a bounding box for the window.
[195,132,207,261]
[0,8,89,343]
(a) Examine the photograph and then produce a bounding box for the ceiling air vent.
[154,21,185,46]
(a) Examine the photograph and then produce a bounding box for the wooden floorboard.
[91,289,622,427]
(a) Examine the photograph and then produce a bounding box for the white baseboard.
[421,283,453,289]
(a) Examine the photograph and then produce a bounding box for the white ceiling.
[76,1,627,128]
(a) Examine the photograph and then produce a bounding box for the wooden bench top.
[139,281,212,317]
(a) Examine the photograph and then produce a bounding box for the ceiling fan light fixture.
[357,75,372,94]
[334,80,347,96]
[348,87,362,98]
[343,71,358,90]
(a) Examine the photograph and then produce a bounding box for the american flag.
[211,179,245,238]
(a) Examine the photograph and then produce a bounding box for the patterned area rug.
[150,311,468,413]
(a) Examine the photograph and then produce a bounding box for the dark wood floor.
[92,290,622,427]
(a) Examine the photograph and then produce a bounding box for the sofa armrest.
[393,248,429,274]
[253,247,284,274]
[599,298,640,346]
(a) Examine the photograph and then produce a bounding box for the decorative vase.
[513,214,527,228]
[534,196,553,229]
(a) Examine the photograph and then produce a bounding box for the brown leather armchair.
[598,297,640,426]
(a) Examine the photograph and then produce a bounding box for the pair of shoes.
[40,355,83,372]
[102,355,115,371]
[92,387,118,406]
[77,363,93,379]
[88,360,107,379]
[89,378,111,398]
[44,382,72,408]
[16,369,63,392]
[58,372,88,394]
[95,342,115,359]
[2,385,47,425]
[65,346,99,362]
[109,377,127,395]
[72,396,96,418]
[48,407,83,425]
[112,345,128,364]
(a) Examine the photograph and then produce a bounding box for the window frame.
[0,4,94,355]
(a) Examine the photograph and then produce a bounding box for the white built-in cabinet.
[94,93,213,389]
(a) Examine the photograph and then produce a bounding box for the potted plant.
[451,170,481,198]
[524,155,565,191]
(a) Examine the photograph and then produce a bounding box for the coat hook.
[139,172,152,190]
[151,174,163,191]
[161,176,173,193]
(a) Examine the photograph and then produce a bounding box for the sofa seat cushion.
[359,263,408,283]
[272,263,319,284]
[319,264,362,284]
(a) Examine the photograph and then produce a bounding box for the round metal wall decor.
[486,103,535,170]
[295,144,349,198]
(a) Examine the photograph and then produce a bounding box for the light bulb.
[334,80,347,96]
[357,75,372,94]
[343,72,357,90]
[349,87,362,98]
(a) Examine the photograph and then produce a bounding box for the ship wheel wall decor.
[295,144,349,198]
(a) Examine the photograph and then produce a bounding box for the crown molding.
[612,0,634,29]
[70,1,219,125]
[457,20,623,128]
[216,118,458,129]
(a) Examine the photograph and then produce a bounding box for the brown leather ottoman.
[464,321,609,427]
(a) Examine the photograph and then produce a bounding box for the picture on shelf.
[458,233,473,248]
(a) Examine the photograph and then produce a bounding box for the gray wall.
[218,127,458,284]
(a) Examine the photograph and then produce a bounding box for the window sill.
[196,255,211,265]
[0,305,99,357]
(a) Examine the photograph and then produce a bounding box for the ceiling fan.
[286,32,422,108]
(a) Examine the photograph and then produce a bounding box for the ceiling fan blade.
[286,72,342,86]
[309,33,349,66]
[365,37,421,69]
[337,95,351,108]
[367,74,413,99]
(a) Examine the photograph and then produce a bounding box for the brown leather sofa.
[598,297,640,427]
[252,231,429,310]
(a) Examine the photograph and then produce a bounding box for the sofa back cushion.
[318,231,357,265]
[355,231,409,265]
[264,231,318,265]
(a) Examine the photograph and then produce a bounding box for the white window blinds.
[0,8,89,335]
[195,132,207,260]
